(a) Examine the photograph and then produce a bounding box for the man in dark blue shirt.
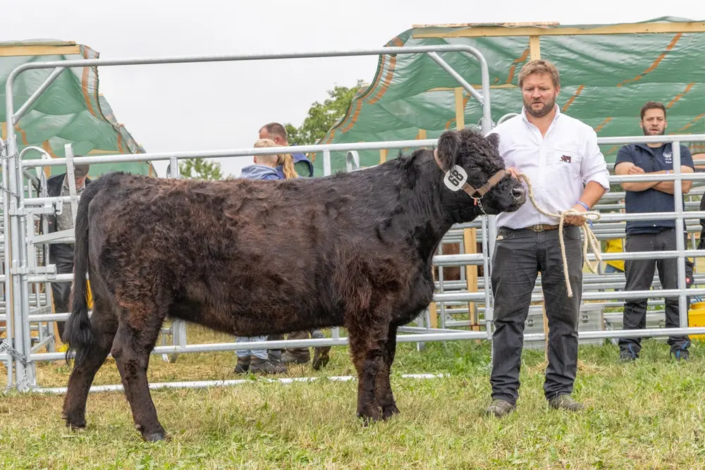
[615,101,695,361]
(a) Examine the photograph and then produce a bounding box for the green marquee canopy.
[1,40,153,178]
[312,17,705,174]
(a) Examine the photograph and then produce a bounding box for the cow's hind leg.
[63,298,118,429]
[375,324,399,419]
[111,304,167,442]
[348,319,390,424]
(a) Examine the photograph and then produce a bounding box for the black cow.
[62,129,525,441]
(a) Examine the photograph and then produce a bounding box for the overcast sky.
[6,1,705,177]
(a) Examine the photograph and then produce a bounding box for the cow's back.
[85,171,427,336]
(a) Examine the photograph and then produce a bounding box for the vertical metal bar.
[1,138,14,388]
[486,214,498,341]
[459,237,466,282]
[323,150,332,177]
[672,143,688,327]
[5,118,29,390]
[4,76,29,389]
[438,243,446,329]
[169,156,180,179]
[460,51,492,134]
[65,145,79,227]
[481,216,492,337]
[38,170,55,352]
[17,141,35,387]
[167,158,185,362]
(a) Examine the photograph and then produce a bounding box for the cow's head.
[435,129,525,216]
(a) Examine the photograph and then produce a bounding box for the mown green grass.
[3,329,705,469]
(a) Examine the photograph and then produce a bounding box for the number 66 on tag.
[443,166,468,191]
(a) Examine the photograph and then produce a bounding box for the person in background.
[258,122,314,178]
[233,139,295,374]
[46,163,91,341]
[257,124,331,370]
[615,101,695,362]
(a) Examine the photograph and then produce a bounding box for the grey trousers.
[618,229,691,356]
[50,244,74,339]
[490,226,583,404]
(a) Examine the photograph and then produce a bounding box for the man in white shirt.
[485,60,610,417]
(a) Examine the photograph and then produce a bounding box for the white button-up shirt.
[490,106,610,229]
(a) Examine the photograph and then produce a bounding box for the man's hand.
[628,166,645,175]
[506,167,522,180]
[565,203,588,226]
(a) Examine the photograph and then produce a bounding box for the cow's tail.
[63,181,100,366]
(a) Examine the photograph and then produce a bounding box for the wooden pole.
[464,228,479,330]
[529,36,541,60]
[454,87,465,129]
[380,149,388,164]
[412,21,705,39]
[453,87,480,330]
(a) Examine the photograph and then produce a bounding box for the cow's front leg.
[348,320,389,424]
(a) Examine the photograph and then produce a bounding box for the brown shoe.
[250,357,287,374]
[281,350,310,364]
[234,356,250,374]
[484,399,516,417]
[548,395,583,412]
[312,347,330,370]
[311,330,330,370]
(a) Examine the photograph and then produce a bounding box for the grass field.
[3,327,705,469]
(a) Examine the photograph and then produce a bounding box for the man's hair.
[640,101,667,120]
[518,60,560,88]
[260,122,287,140]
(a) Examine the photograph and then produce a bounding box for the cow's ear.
[486,132,500,150]
[436,130,460,172]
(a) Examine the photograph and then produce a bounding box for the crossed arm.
[615,162,693,194]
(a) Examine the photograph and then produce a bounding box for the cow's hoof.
[382,404,400,420]
[357,409,382,426]
[63,413,86,430]
[143,432,167,442]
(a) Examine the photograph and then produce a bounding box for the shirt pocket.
[552,145,583,176]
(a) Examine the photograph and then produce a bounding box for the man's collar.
[63,175,86,190]
[635,141,669,153]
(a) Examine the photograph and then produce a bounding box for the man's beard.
[642,127,665,136]
[524,98,556,118]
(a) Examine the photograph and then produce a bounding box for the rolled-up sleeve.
[581,128,610,191]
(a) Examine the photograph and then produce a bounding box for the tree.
[285,80,364,146]
[179,158,223,181]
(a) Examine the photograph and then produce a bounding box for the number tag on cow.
[443,166,468,191]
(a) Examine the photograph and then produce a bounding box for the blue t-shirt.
[615,143,694,235]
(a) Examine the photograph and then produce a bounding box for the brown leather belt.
[526,224,560,232]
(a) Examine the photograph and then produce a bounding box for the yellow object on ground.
[605,238,625,272]
[52,281,93,352]
[688,302,705,341]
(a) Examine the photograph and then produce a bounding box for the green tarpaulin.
[1,40,153,177]
[313,17,705,174]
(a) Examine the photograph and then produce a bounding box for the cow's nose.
[512,187,526,201]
